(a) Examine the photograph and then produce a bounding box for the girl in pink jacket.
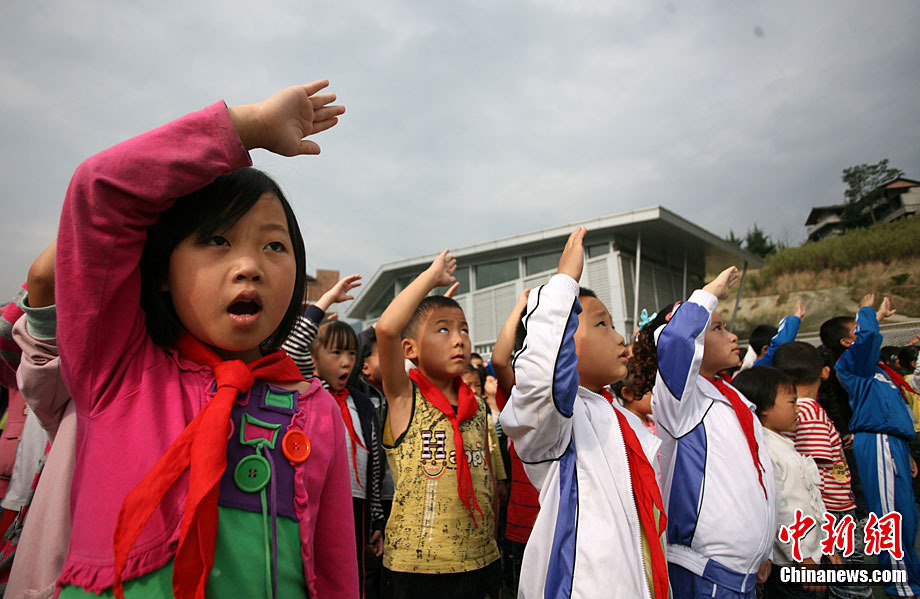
[55,81,355,599]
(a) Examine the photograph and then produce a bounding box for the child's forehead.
[423,306,467,325]
[579,296,610,318]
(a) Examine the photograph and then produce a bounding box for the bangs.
[317,320,358,352]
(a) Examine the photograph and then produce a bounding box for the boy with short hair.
[837,294,920,597]
[375,250,500,598]
[500,228,667,598]
[773,341,872,599]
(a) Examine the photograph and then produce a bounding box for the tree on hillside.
[840,159,904,230]
[744,225,777,258]
[726,226,778,258]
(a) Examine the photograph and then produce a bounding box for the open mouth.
[228,300,261,316]
[227,292,263,325]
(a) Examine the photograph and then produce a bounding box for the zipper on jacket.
[610,399,653,599]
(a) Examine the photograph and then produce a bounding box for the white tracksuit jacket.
[501,274,662,599]
[652,289,776,588]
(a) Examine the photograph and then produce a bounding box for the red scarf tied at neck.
[331,388,368,487]
[112,331,303,599]
[710,375,768,500]
[408,368,486,527]
[612,407,669,599]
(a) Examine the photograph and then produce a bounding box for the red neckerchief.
[408,368,485,527]
[331,388,368,488]
[112,331,303,599]
[709,375,768,500]
[613,407,669,599]
[880,362,915,400]
[599,387,616,405]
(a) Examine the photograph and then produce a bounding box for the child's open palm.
[426,249,457,288]
[877,296,897,321]
[230,80,345,156]
[557,227,586,281]
[314,274,362,313]
[703,266,739,300]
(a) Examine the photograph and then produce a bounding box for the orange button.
[282,429,311,464]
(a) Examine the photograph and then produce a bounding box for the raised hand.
[557,227,586,281]
[793,299,806,319]
[229,80,345,156]
[877,296,897,321]
[702,266,739,300]
[516,288,531,307]
[317,274,362,312]
[425,249,457,289]
[859,293,875,309]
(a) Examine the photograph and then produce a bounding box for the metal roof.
[346,205,764,319]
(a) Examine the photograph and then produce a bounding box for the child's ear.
[821,365,830,382]
[402,338,418,361]
[362,361,371,377]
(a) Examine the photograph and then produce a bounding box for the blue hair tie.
[638,308,657,329]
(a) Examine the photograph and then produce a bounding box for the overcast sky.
[1,1,918,300]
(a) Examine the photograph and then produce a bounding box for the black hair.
[312,319,359,353]
[403,295,464,340]
[348,327,378,387]
[899,346,918,372]
[470,352,483,362]
[611,362,640,403]
[819,316,857,357]
[880,346,901,366]
[578,287,598,301]
[773,341,824,386]
[513,307,528,354]
[731,366,795,417]
[140,168,306,351]
[629,303,677,398]
[749,324,778,355]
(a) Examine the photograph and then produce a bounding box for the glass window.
[394,272,421,292]
[475,258,519,289]
[367,286,395,320]
[433,266,470,296]
[586,243,609,258]
[524,251,562,275]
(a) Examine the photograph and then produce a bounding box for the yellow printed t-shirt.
[383,384,500,573]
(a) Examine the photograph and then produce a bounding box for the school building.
[345,206,763,356]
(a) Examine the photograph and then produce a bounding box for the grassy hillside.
[726,215,920,337]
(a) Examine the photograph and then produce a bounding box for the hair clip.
[637,308,657,329]
[665,301,682,322]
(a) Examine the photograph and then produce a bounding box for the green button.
[233,454,271,493]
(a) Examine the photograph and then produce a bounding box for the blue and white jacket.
[652,290,776,588]
[501,274,662,599]
[836,307,914,441]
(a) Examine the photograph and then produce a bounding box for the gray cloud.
[1,0,918,300]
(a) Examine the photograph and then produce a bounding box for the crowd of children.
[0,80,919,599]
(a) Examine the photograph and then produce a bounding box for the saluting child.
[501,228,668,599]
[375,250,501,599]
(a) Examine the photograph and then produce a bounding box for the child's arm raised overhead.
[754,299,804,367]
[375,249,457,439]
[57,81,344,414]
[283,274,361,379]
[500,228,585,467]
[491,288,530,400]
[836,294,890,384]
[652,266,738,437]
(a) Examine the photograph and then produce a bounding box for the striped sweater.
[789,397,856,511]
